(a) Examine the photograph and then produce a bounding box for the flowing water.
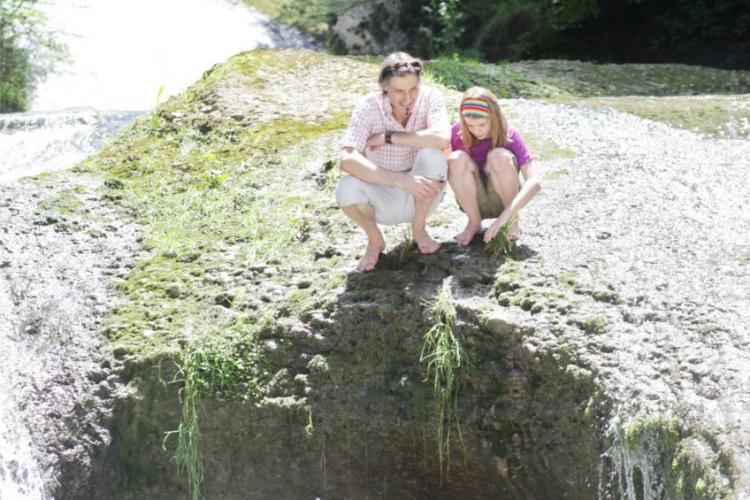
[0,0,314,496]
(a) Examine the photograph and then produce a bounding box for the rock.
[329,0,408,55]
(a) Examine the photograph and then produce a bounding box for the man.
[336,52,450,272]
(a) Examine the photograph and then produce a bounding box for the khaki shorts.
[336,148,448,225]
[467,155,519,219]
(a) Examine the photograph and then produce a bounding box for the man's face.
[384,74,420,116]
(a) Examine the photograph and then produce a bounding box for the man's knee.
[335,175,367,207]
[415,148,448,180]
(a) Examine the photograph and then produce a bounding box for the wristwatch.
[385,131,393,144]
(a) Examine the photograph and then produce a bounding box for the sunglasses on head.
[384,61,422,74]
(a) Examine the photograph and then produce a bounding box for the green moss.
[544,168,570,180]
[89,50,358,366]
[577,316,606,334]
[695,477,707,495]
[568,95,750,139]
[557,270,577,288]
[426,58,750,98]
[251,111,351,150]
[37,186,88,214]
[523,133,578,161]
[591,290,620,304]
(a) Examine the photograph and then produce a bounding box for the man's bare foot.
[413,230,440,254]
[455,221,482,246]
[357,236,386,272]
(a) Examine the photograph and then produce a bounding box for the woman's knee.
[486,148,516,175]
[447,150,474,176]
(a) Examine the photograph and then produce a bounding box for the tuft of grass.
[420,279,470,481]
[149,84,166,133]
[163,331,269,500]
[484,213,518,258]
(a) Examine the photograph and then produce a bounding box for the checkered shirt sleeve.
[341,98,374,153]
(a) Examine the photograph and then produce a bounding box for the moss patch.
[425,58,750,98]
[566,95,750,139]
[523,133,578,161]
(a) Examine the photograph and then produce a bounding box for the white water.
[0,0,313,496]
[0,282,48,500]
[0,0,315,183]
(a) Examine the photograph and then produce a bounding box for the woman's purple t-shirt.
[450,122,532,174]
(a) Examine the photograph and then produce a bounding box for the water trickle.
[0,286,48,500]
[601,415,666,500]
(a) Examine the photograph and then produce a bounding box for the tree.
[0,0,65,112]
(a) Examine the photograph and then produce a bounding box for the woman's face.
[464,116,491,140]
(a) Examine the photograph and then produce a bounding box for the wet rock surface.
[0,176,139,498]
[1,49,749,498]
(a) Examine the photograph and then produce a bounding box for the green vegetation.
[0,0,66,112]
[425,58,750,99]
[615,415,732,499]
[242,0,358,39]
[164,332,268,500]
[577,316,606,334]
[523,133,577,161]
[77,50,358,493]
[485,213,518,258]
[420,279,469,480]
[557,270,578,288]
[570,95,750,139]
[249,0,750,70]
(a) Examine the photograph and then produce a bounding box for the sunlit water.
[0,0,315,183]
[0,0,313,496]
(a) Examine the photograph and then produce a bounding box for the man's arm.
[339,147,441,199]
[389,128,450,149]
[364,127,450,150]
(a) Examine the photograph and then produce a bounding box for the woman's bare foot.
[413,230,440,254]
[509,218,521,241]
[455,221,482,246]
[357,235,386,272]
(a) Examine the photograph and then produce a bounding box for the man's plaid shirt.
[341,85,449,172]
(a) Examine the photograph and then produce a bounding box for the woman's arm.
[484,161,542,241]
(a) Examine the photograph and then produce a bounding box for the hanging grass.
[420,279,470,481]
[162,331,268,500]
[164,344,206,500]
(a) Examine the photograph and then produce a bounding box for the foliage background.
[0,0,65,112]
[267,0,750,69]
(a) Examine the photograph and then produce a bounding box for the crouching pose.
[448,86,541,245]
[336,52,450,271]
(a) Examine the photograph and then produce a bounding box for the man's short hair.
[378,52,423,88]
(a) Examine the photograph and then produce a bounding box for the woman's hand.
[483,211,511,243]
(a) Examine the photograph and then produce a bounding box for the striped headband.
[460,97,491,118]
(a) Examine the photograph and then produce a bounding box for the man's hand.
[365,133,386,151]
[397,175,442,200]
